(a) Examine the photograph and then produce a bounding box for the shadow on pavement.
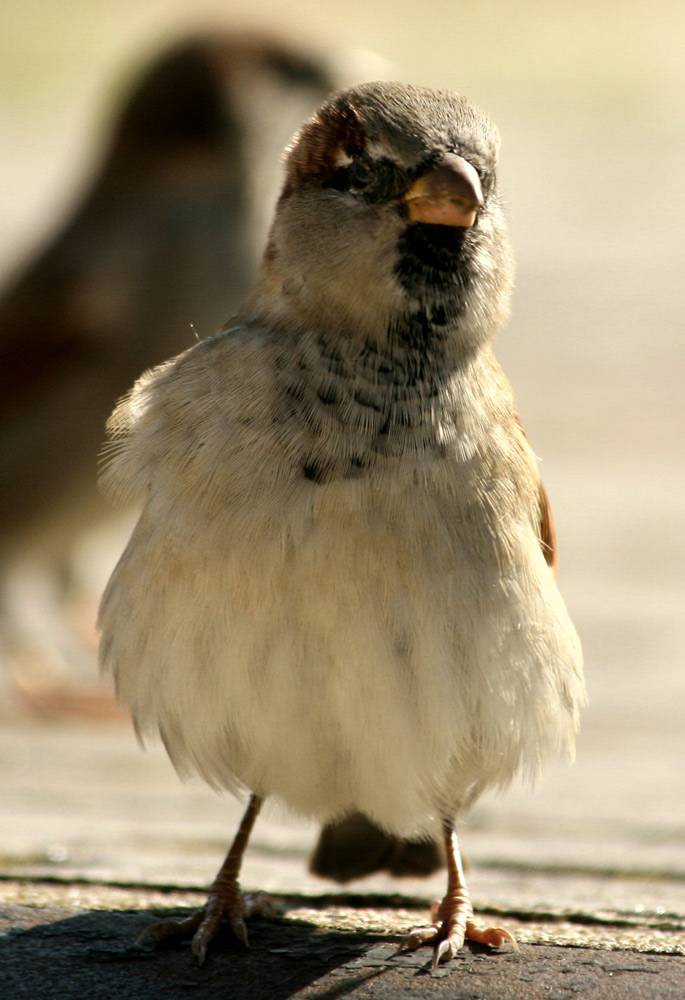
[0,904,394,1000]
[2,897,683,1000]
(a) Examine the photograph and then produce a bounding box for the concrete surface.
[1,720,684,998]
[2,879,685,999]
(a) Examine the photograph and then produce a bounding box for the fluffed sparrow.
[99,80,584,966]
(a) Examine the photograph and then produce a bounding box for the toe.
[243,891,277,918]
[137,911,203,945]
[229,915,250,947]
[135,888,278,963]
[465,920,518,950]
[190,904,228,963]
[398,924,440,954]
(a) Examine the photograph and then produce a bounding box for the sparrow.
[0,32,344,711]
[0,32,341,556]
[98,80,584,967]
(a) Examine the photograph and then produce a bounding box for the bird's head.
[250,81,515,359]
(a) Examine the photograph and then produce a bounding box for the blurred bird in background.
[0,31,380,715]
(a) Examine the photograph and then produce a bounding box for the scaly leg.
[138,794,274,964]
[400,819,516,968]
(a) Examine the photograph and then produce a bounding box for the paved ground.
[2,878,684,999]
[1,720,684,998]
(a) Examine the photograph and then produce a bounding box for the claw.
[136,923,161,946]
[231,916,249,947]
[397,926,434,954]
[432,937,453,968]
[191,935,208,966]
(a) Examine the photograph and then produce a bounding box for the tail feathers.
[309,812,445,883]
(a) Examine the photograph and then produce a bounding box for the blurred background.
[1,0,684,913]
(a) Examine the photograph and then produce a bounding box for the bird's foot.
[399,892,516,968]
[137,885,276,964]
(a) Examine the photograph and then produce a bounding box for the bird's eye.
[348,160,372,189]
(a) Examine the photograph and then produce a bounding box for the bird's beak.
[403,154,483,227]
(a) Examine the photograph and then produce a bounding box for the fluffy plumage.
[99,81,584,963]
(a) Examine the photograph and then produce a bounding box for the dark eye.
[348,159,372,189]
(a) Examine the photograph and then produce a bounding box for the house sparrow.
[0,33,339,557]
[0,32,345,712]
[99,80,584,966]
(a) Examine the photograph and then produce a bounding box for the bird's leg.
[137,793,275,964]
[399,819,516,968]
